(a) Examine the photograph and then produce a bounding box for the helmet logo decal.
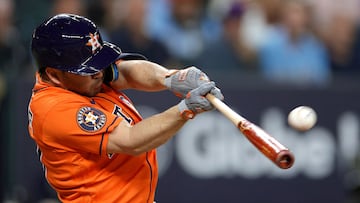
[77,106,106,132]
[86,33,102,53]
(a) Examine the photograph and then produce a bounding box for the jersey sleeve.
[41,100,122,156]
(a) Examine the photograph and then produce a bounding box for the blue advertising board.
[3,79,360,203]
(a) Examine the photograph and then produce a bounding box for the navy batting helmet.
[31,14,145,75]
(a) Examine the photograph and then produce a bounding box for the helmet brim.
[68,42,146,75]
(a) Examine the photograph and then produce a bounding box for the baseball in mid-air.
[288,106,317,131]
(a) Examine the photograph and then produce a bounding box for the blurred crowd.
[0,0,359,93]
[0,0,360,202]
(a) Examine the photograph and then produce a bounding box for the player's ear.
[45,67,62,86]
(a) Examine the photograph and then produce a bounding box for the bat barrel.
[238,121,295,169]
[275,150,295,169]
[206,94,295,170]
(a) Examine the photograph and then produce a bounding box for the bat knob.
[276,150,295,169]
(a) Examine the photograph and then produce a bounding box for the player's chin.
[80,84,102,97]
[83,90,100,97]
[91,83,102,95]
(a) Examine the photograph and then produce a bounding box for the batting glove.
[165,66,223,101]
[178,81,218,120]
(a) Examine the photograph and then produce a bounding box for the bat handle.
[206,94,245,125]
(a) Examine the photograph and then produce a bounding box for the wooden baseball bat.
[206,94,294,169]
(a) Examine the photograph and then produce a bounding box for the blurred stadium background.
[1,0,359,202]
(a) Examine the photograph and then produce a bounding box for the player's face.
[59,71,104,97]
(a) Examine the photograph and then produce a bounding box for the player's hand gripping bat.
[206,94,295,169]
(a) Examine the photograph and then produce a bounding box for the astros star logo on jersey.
[77,106,106,132]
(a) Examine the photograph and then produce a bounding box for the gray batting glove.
[165,66,224,102]
[178,81,217,120]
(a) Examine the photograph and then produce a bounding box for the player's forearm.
[110,60,169,91]
[107,105,187,155]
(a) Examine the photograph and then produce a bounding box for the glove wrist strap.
[164,69,179,88]
[178,100,195,120]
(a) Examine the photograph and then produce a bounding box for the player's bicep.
[106,119,133,154]
[109,60,132,90]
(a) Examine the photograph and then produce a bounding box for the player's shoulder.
[30,86,89,114]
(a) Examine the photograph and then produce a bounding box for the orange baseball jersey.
[28,74,158,203]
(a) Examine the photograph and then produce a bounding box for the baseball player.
[28,14,223,203]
